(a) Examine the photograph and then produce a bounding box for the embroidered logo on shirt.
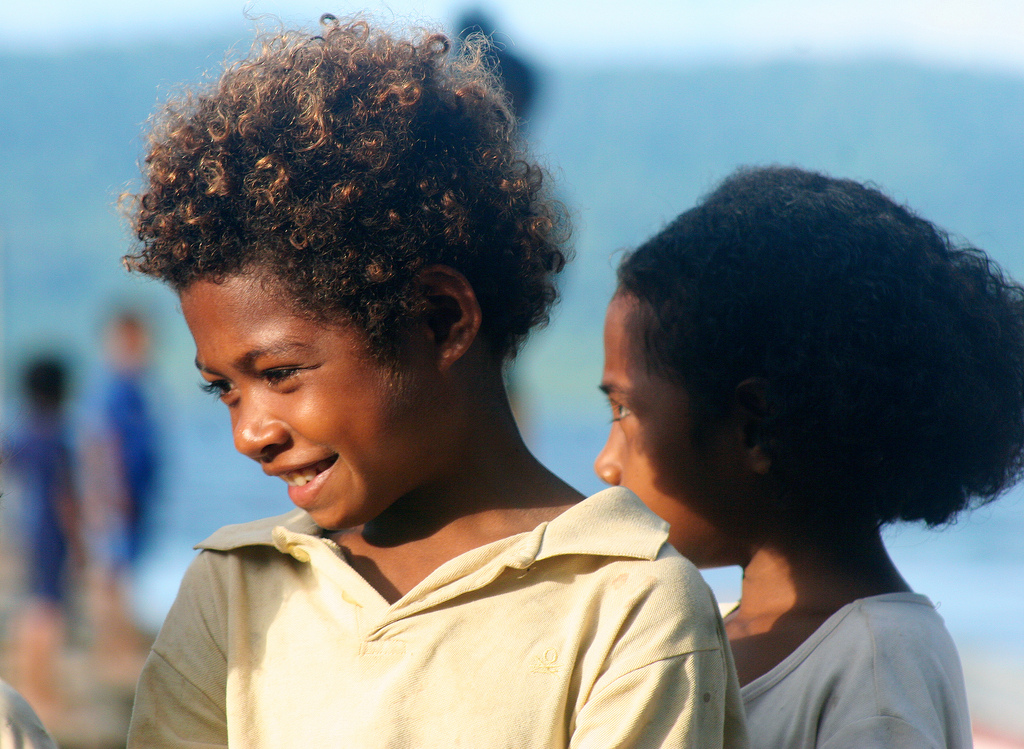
[530,648,560,674]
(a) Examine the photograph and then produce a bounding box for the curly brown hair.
[124,15,568,359]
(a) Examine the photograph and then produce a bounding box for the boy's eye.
[200,379,231,398]
[262,367,299,385]
[610,402,632,422]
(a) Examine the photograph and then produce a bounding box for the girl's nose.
[232,402,289,462]
[594,429,623,486]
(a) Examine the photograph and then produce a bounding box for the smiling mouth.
[280,456,338,487]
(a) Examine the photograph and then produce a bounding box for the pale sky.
[4,0,1024,71]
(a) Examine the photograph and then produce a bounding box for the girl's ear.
[415,265,483,371]
[734,377,772,475]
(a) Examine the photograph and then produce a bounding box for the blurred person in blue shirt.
[4,356,81,734]
[81,310,160,679]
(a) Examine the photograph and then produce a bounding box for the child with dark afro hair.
[124,15,747,748]
[595,165,1024,748]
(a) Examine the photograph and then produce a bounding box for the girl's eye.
[200,379,231,398]
[611,402,632,422]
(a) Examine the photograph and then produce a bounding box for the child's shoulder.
[745,592,968,740]
[173,509,323,618]
[539,487,719,620]
[847,592,959,662]
[538,486,674,558]
[751,592,953,689]
[843,592,951,646]
[743,593,970,747]
[540,487,698,575]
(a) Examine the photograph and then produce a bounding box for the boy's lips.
[281,455,339,511]
[278,456,338,487]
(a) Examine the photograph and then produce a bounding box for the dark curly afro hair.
[619,166,1024,535]
[124,15,568,360]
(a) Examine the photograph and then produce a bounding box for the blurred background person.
[456,7,543,431]
[455,6,539,124]
[2,356,83,728]
[80,310,160,682]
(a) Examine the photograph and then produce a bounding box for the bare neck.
[334,361,582,603]
[726,529,911,685]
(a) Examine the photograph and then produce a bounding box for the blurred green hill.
[2,41,1023,416]
[526,61,1024,412]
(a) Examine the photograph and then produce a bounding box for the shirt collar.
[197,507,318,551]
[196,486,669,563]
[533,486,669,562]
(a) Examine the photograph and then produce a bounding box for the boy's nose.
[233,405,289,462]
[594,430,623,486]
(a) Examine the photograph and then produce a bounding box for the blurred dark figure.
[4,356,82,728]
[456,9,543,432]
[456,8,539,123]
[81,310,159,680]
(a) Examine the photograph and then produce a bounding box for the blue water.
[133,407,1024,661]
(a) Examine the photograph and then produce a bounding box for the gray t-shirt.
[741,593,971,749]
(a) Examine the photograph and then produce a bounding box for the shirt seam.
[821,714,940,749]
[588,648,718,702]
[147,648,225,714]
[868,606,883,716]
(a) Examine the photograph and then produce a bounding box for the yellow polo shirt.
[128,487,747,748]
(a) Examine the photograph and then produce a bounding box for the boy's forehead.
[182,277,302,343]
[182,275,297,321]
[180,275,372,363]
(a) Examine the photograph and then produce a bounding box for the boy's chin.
[304,507,361,533]
[302,500,381,534]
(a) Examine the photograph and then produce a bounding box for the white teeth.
[282,468,318,487]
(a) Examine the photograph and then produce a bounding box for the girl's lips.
[284,456,338,509]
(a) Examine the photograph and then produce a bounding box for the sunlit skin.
[181,270,581,603]
[595,292,911,685]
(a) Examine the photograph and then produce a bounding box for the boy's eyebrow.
[195,341,315,374]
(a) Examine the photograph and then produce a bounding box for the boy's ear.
[415,265,482,371]
[733,377,772,475]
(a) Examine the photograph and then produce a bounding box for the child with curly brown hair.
[123,15,746,748]
[595,165,1024,748]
